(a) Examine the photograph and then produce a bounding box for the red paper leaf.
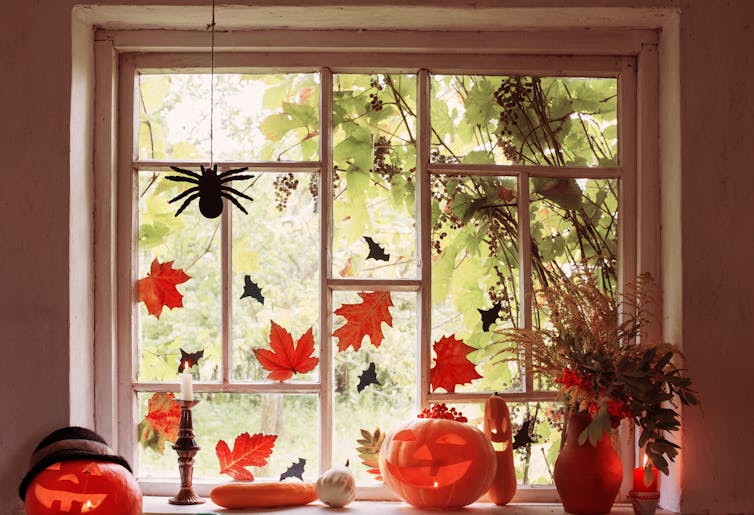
[137,392,181,454]
[430,334,482,393]
[253,322,319,382]
[137,258,191,318]
[216,432,278,481]
[333,291,393,352]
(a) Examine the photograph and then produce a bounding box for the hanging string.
[207,0,216,165]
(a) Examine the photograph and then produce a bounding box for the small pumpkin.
[315,465,356,507]
[379,405,496,509]
[484,393,517,505]
[24,460,141,515]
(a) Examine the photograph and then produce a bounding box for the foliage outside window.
[129,67,621,489]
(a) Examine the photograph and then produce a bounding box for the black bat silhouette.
[357,362,381,393]
[363,236,390,262]
[512,418,537,450]
[177,348,204,373]
[280,458,306,481]
[240,275,265,304]
[478,302,503,332]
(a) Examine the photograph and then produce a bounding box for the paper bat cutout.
[363,236,390,261]
[512,418,537,450]
[177,348,204,373]
[357,362,381,393]
[240,275,265,304]
[478,302,503,332]
[280,458,306,481]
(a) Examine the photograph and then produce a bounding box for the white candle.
[179,361,193,401]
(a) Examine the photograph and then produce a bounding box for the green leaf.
[259,113,300,142]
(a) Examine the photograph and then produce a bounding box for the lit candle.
[633,457,658,492]
[179,361,193,401]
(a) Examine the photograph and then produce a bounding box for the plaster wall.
[0,1,753,513]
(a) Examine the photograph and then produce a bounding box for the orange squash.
[379,409,496,509]
[24,460,141,515]
[210,482,317,509]
[484,393,517,505]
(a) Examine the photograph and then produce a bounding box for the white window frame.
[93,28,661,502]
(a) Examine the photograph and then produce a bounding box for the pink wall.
[1,1,753,513]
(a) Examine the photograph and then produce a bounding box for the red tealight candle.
[632,465,658,492]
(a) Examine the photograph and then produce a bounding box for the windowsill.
[143,497,675,514]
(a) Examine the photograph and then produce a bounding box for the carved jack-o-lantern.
[379,414,496,509]
[24,460,141,515]
[19,427,141,515]
[484,393,517,505]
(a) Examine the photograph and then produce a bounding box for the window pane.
[530,178,619,297]
[138,73,320,162]
[231,171,320,382]
[331,291,417,482]
[137,172,221,382]
[137,392,319,480]
[431,75,617,167]
[446,401,562,486]
[332,74,417,279]
[431,175,520,393]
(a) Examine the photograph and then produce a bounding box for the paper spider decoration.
[166,164,254,218]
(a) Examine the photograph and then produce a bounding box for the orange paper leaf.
[253,322,319,382]
[333,291,393,352]
[216,432,278,481]
[137,392,181,454]
[137,258,191,318]
[430,334,482,393]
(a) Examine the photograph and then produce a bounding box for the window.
[100,33,649,500]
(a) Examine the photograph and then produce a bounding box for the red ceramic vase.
[553,412,623,515]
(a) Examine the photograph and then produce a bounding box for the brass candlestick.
[169,399,205,505]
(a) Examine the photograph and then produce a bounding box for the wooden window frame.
[93,28,660,502]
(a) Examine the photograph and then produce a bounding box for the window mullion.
[319,66,334,474]
[221,195,231,384]
[517,172,534,393]
[417,69,432,411]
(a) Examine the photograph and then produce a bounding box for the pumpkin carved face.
[379,418,496,509]
[24,460,142,515]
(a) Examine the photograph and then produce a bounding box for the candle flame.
[643,455,649,467]
[183,361,190,373]
[433,481,438,488]
[83,500,93,512]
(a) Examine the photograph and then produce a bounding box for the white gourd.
[315,465,356,508]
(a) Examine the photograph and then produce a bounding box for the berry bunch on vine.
[272,172,300,212]
[417,403,468,423]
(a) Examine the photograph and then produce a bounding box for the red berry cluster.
[417,403,468,423]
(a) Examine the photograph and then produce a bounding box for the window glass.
[431,76,618,167]
[137,172,221,382]
[332,74,418,279]
[138,73,320,162]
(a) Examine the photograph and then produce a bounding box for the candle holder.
[169,399,205,505]
[630,490,660,515]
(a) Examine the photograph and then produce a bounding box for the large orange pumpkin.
[24,460,142,515]
[379,409,496,509]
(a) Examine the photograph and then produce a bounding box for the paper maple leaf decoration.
[216,432,278,481]
[253,322,319,381]
[137,392,181,454]
[333,291,393,352]
[430,334,482,393]
[137,258,191,318]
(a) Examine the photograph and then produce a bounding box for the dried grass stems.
[493,272,699,475]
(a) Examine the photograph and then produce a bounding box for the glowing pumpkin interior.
[24,460,141,515]
[385,428,473,488]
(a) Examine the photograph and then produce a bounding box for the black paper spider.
[166,164,254,218]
